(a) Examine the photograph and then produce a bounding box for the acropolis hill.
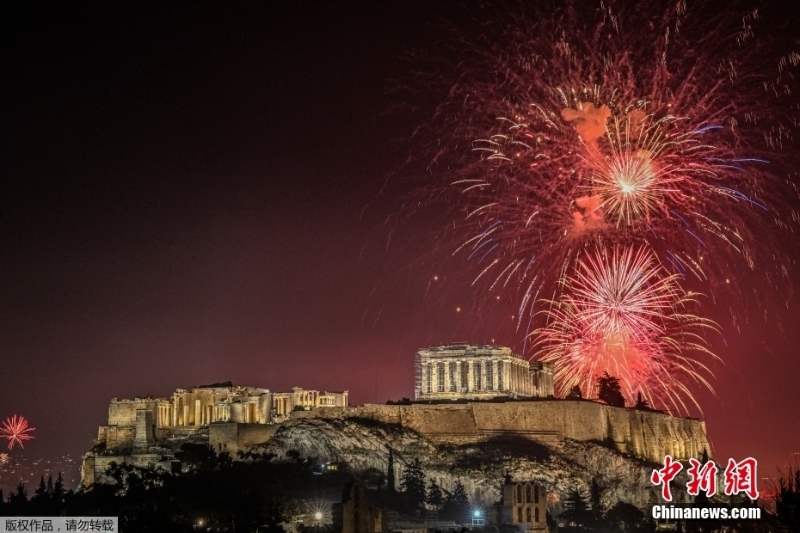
[82,344,712,504]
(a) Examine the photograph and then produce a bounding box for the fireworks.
[406,0,800,411]
[417,0,798,296]
[0,415,35,451]
[534,246,717,412]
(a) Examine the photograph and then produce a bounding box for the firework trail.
[400,0,800,409]
[0,415,35,451]
[534,246,717,412]
[410,0,800,319]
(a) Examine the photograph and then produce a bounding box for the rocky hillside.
[252,416,668,511]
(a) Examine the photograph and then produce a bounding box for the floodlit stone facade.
[82,343,712,489]
[498,477,548,532]
[414,344,554,400]
[332,483,387,533]
[83,382,348,485]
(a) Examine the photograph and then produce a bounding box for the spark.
[0,415,35,450]
[409,0,799,324]
[533,246,718,414]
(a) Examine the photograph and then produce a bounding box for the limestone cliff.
[252,415,678,511]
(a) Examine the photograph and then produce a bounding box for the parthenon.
[414,344,554,400]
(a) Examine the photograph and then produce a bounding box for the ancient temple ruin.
[83,382,348,485]
[414,344,554,400]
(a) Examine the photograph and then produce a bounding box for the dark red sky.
[0,1,798,490]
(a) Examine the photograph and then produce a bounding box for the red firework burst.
[533,246,718,413]
[404,0,800,334]
[0,415,35,450]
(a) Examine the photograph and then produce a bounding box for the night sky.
[1,1,798,491]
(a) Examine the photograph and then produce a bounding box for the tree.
[363,467,386,490]
[634,392,650,409]
[588,478,607,528]
[589,478,603,512]
[561,489,591,528]
[9,484,27,506]
[606,502,648,532]
[33,476,48,501]
[260,498,287,533]
[387,447,395,494]
[400,458,426,510]
[775,464,800,531]
[441,481,470,522]
[427,479,444,511]
[568,385,583,399]
[175,443,218,471]
[597,372,625,407]
[54,472,64,499]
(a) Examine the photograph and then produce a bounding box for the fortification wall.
[105,426,136,451]
[108,399,158,427]
[209,422,279,454]
[341,401,709,462]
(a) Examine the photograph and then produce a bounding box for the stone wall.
[209,422,279,454]
[105,426,136,451]
[322,400,710,462]
[108,399,158,427]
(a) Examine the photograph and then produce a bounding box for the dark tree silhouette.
[605,502,651,532]
[588,478,607,529]
[427,479,444,510]
[175,443,218,471]
[363,467,386,490]
[261,498,287,533]
[635,392,650,409]
[441,480,470,522]
[387,447,395,494]
[400,457,426,510]
[775,464,800,531]
[597,372,626,407]
[53,472,65,500]
[33,476,48,502]
[561,489,591,528]
[568,385,583,398]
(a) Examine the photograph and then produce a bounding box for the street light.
[471,508,485,527]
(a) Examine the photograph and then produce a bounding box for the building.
[100,382,348,442]
[83,382,348,485]
[497,475,548,532]
[414,344,554,400]
[332,483,387,533]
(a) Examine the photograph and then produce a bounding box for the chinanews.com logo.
[649,455,762,521]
